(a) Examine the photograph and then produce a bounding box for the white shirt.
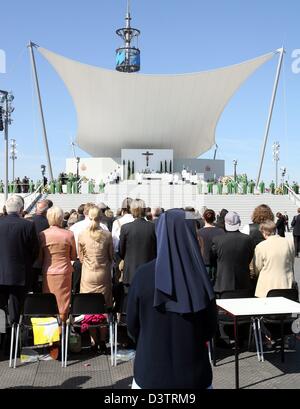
[174,174,179,183]
[241,224,250,235]
[70,217,108,253]
[112,213,135,252]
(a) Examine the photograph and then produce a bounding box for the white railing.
[24,184,44,213]
[285,184,300,207]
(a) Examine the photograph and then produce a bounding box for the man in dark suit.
[0,195,39,323]
[31,200,50,292]
[212,211,255,294]
[291,208,300,257]
[32,200,49,234]
[98,202,114,232]
[119,199,157,286]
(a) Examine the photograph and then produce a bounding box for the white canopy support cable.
[282,56,289,170]
[37,46,276,159]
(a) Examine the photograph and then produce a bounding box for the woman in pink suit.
[40,206,77,322]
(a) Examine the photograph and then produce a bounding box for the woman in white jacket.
[254,220,294,298]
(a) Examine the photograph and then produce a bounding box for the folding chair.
[214,289,258,364]
[112,291,130,367]
[11,293,64,368]
[64,293,113,367]
[262,288,299,362]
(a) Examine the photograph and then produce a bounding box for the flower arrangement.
[220,176,232,185]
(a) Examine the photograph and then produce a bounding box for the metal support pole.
[233,160,237,182]
[275,159,278,188]
[12,157,14,181]
[256,48,285,187]
[4,96,8,201]
[28,41,54,181]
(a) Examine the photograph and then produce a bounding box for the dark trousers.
[30,268,42,293]
[294,236,300,256]
[0,286,26,324]
[72,260,82,294]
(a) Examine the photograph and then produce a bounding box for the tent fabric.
[38,47,276,158]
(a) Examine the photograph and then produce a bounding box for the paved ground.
[0,257,299,389]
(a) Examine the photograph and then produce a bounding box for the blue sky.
[0,0,299,183]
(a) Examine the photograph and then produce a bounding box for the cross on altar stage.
[142,151,153,167]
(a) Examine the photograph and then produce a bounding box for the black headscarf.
[154,208,215,314]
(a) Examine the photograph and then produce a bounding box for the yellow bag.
[31,317,60,346]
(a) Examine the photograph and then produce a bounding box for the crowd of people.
[0,195,299,388]
[1,171,299,197]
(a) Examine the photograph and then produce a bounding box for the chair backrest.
[220,289,254,299]
[266,288,299,302]
[23,293,59,316]
[70,293,106,315]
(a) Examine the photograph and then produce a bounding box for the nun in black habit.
[126,208,217,389]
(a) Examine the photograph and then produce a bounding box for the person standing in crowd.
[254,221,294,297]
[98,202,114,232]
[32,200,50,233]
[0,195,39,325]
[111,198,134,310]
[240,204,274,292]
[151,207,164,222]
[112,198,134,253]
[259,180,265,194]
[31,200,50,292]
[119,199,156,286]
[291,208,300,257]
[241,204,274,246]
[198,209,225,284]
[292,181,299,194]
[269,180,275,194]
[284,211,290,232]
[248,179,255,194]
[79,207,113,304]
[212,212,255,294]
[62,212,70,228]
[67,212,79,228]
[70,203,108,293]
[40,206,77,321]
[215,208,228,230]
[275,212,286,237]
[126,209,217,389]
[77,204,85,222]
[78,207,113,353]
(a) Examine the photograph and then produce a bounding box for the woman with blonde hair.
[78,206,113,352]
[40,206,77,322]
[254,220,294,297]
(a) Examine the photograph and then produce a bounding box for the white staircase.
[1,182,299,227]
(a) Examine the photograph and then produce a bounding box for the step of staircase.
[1,188,299,228]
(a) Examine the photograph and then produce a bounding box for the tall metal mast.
[116,0,141,73]
[256,47,284,187]
[28,41,54,181]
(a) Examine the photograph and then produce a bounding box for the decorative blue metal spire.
[116,0,141,73]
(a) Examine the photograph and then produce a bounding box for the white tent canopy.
[38,47,276,158]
